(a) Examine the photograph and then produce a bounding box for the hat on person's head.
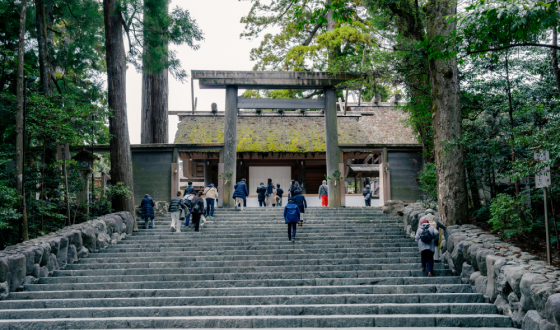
[210,183,214,187]
[260,182,264,185]
[421,219,430,225]
[425,209,435,215]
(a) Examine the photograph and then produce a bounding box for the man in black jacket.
[292,190,307,226]
[276,184,284,207]
[256,183,267,207]
[168,191,188,233]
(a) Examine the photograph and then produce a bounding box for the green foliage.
[106,182,132,203]
[120,0,204,81]
[489,193,534,239]
[418,163,437,201]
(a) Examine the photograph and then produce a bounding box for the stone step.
[117,237,414,245]
[100,242,417,251]
[133,226,405,233]
[44,264,449,283]
[8,285,476,301]
[0,303,498,320]
[95,246,419,254]
[0,314,513,328]
[23,270,453,291]
[75,254,422,265]
[86,251,419,260]
[125,232,407,239]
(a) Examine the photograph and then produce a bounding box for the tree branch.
[302,21,323,46]
[467,43,560,55]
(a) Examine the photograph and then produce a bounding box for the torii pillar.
[325,87,341,208]
[223,86,238,208]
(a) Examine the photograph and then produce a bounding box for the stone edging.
[400,204,560,330]
[0,212,134,299]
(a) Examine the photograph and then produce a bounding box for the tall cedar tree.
[15,0,29,241]
[425,0,468,225]
[141,0,169,144]
[103,0,136,228]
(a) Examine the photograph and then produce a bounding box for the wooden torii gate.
[191,70,354,208]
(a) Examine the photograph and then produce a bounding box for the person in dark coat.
[168,191,188,233]
[265,178,275,207]
[183,181,195,197]
[284,197,300,242]
[292,190,307,226]
[276,184,284,207]
[141,194,155,229]
[232,178,249,211]
[288,180,295,198]
[256,182,267,207]
[363,185,372,207]
[190,191,206,232]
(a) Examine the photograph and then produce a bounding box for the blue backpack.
[420,227,433,243]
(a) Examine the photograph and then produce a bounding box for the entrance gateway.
[191,70,350,208]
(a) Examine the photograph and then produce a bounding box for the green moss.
[174,116,368,152]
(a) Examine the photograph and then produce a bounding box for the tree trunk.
[16,0,29,242]
[103,0,137,228]
[425,0,468,226]
[504,52,520,196]
[551,29,560,94]
[35,0,50,95]
[141,0,169,144]
[141,70,168,143]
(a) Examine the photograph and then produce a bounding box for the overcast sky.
[126,0,258,144]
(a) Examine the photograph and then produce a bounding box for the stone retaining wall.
[0,212,134,299]
[400,204,560,330]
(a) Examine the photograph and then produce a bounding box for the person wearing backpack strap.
[415,219,439,276]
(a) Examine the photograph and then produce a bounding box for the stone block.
[77,247,89,259]
[451,241,465,274]
[522,310,542,330]
[461,262,475,284]
[56,236,69,269]
[520,273,548,311]
[507,266,530,296]
[468,244,482,270]
[96,233,110,250]
[475,274,488,295]
[67,230,83,250]
[80,226,97,252]
[462,240,474,263]
[38,266,49,278]
[46,253,58,273]
[23,275,38,286]
[544,293,560,326]
[486,254,504,302]
[67,244,77,265]
[29,264,40,278]
[0,281,8,300]
[470,271,482,286]
[7,253,26,292]
[532,283,557,315]
[39,242,50,266]
[0,257,8,283]
[477,249,494,276]
[22,248,35,275]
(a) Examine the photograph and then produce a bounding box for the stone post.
[223,86,238,208]
[324,87,341,208]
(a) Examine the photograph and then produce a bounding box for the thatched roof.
[174,108,418,152]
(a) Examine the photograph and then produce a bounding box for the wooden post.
[324,87,341,208]
[298,160,307,194]
[217,163,224,208]
[339,162,346,207]
[171,147,178,197]
[223,86,238,208]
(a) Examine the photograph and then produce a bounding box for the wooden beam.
[237,97,325,109]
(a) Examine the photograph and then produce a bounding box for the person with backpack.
[284,197,300,242]
[318,180,328,207]
[415,219,440,276]
[265,178,275,207]
[292,190,307,227]
[276,184,284,207]
[168,191,188,233]
[183,193,194,228]
[232,178,249,211]
[183,182,195,197]
[190,191,205,232]
[203,184,218,218]
[363,184,372,207]
[256,182,267,207]
[140,194,155,229]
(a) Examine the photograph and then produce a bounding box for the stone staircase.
[0,207,514,329]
